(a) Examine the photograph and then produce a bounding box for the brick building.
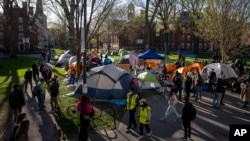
[2,0,53,52]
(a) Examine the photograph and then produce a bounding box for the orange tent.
[189,63,204,70]
[177,66,191,75]
[90,51,99,58]
[165,63,177,73]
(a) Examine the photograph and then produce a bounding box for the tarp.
[137,71,161,90]
[202,63,238,79]
[138,49,164,60]
[74,65,135,100]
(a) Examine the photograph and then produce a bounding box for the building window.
[187,35,191,41]
[18,17,23,23]
[0,24,3,30]
[181,35,185,41]
[172,43,175,48]
[19,26,23,31]
[199,43,202,49]
[187,43,190,49]
[204,43,207,50]
[19,33,23,39]
[181,42,185,48]
[172,35,175,41]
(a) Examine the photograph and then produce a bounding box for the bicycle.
[66,103,100,119]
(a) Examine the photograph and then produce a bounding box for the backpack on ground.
[32,85,41,97]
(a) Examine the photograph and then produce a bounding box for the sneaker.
[137,135,143,139]
[147,130,152,136]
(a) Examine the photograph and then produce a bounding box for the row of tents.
[59,49,238,102]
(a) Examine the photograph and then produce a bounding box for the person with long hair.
[76,95,93,141]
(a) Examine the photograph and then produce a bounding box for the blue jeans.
[37,94,45,110]
[195,86,202,100]
[213,92,221,107]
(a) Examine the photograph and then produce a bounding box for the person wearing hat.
[126,88,139,131]
[137,98,152,139]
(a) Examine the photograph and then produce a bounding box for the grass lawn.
[0,56,41,134]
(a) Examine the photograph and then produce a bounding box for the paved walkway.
[68,91,250,141]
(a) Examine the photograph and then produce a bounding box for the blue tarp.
[138,49,165,60]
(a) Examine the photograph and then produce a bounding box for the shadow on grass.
[55,106,79,139]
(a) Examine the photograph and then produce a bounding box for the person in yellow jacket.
[126,88,139,131]
[138,98,152,139]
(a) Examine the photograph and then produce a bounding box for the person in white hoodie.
[161,88,181,121]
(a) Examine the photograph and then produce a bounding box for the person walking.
[184,74,193,98]
[24,68,33,92]
[181,96,193,141]
[37,78,47,111]
[9,84,25,121]
[161,88,181,121]
[76,95,94,141]
[219,75,227,105]
[31,61,39,81]
[208,68,217,92]
[137,98,152,139]
[194,72,203,101]
[69,68,76,85]
[240,80,250,108]
[126,88,139,131]
[212,79,222,109]
[49,78,59,112]
[174,71,183,101]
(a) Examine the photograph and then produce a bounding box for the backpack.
[174,76,182,86]
[32,85,41,97]
[190,104,196,120]
[9,91,22,108]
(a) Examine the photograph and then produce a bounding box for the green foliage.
[0,57,40,104]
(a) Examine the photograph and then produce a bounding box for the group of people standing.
[125,87,195,140]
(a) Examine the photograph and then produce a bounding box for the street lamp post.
[82,0,88,95]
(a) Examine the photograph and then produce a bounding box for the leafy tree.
[135,0,163,50]
[194,0,250,62]
[157,0,179,53]
[179,0,206,53]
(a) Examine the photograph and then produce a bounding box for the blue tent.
[138,49,165,60]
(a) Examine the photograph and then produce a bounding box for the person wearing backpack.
[212,79,222,109]
[174,71,183,101]
[37,78,47,111]
[181,96,195,141]
[208,69,217,92]
[9,84,25,121]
